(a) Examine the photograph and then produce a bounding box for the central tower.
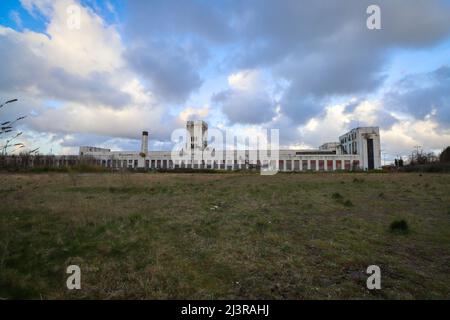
[186,120,208,152]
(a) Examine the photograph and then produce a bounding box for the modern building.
[78,121,382,171]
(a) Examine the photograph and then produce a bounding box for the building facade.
[78,121,382,171]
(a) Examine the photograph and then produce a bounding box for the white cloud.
[2,0,450,157]
[1,0,178,152]
[214,69,277,124]
[33,0,124,76]
[178,107,210,123]
[228,69,265,92]
[381,119,450,155]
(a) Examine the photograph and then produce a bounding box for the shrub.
[440,146,450,163]
[390,219,409,234]
[332,192,343,199]
[343,200,353,207]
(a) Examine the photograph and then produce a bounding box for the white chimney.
[141,131,148,155]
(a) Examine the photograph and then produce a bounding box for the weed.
[389,219,409,234]
[343,200,353,207]
[0,172,448,299]
[332,192,343,200]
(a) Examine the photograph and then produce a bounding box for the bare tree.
[440,146,450,163]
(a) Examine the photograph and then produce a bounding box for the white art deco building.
[79,121,381,171]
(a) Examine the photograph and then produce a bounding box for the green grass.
[0,172,449,299]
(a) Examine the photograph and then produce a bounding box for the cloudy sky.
[1,0,449,161]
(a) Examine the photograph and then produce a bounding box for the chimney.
[141,131,148,155]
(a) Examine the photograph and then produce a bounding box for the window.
[344,160,351,170]
[327,160,333,170]
[302,160,308,170]
[318,160,324,171]
[286,160,292,170]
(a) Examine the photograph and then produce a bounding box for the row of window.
[280,159,360,170]
[341,131,357,145]
[99,159,361,171]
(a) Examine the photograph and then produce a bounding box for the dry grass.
[0,172,449,299]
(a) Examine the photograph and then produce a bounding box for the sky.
[0,0,449,162]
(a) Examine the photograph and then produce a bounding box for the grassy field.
[0,172,449,299]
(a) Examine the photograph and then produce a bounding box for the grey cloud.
[281,94,324,124]
[58,132,143,152]
[213,89,276,125]
[4,0,450,146]
[385,65,450,126]
[229,0,450,123]
[26,100,180,144]
[376,110,398,130]
[343,99,398,130]
[42,68,131,108]
[0,31,131,108]
[125,42,203,103]
[57,132,112,148]
[124,0,233,44]
[344,100,363,114]
[233,0,450,65]
[122,0,233,103]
